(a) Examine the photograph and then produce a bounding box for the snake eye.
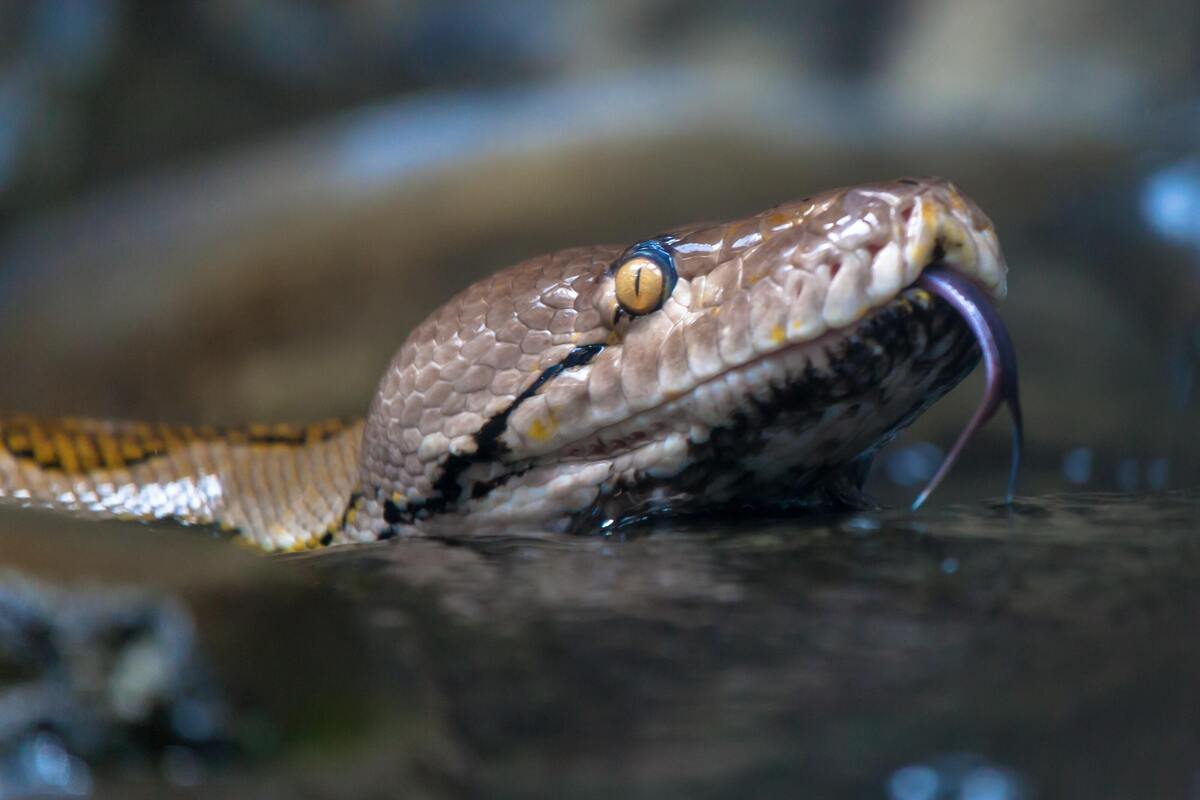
[613,240,677,317]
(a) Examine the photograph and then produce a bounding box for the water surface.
[82,489,1192,799]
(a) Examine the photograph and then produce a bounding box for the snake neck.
[0,415,364,552]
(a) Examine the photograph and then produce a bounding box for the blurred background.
[2,4,1200,798]
[0,0,1197,502]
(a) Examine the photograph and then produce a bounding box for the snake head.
[353,177,1013,540]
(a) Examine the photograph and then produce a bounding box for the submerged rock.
[0,508,381,797]
[0,572,225,795]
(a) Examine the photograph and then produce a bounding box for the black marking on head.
[315,490,362,546]
[470,465,532,500]
[384,344,606,524]
[383,497,404,525]
[340,492,362,522]
[898,178,920,185]
[565,291,981,535]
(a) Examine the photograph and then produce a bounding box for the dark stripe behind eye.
[386,344,607,523]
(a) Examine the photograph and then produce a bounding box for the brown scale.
[0,415,362,552]
[0,416,351,473]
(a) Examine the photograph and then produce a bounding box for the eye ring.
[612,239,677,318]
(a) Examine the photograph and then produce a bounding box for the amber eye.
[613,240,677,317]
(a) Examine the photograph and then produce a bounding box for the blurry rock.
[0,571,226,779]
[0,509,382,792]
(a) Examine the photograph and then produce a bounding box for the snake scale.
[0,177,1013,551]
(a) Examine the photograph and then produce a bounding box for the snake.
[0,177,1021,551]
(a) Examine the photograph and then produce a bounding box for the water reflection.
[889,754,1028,800]
[1062,447,1093,485]
[1143,158,1200,249]
[233,491,1200,798]
[1,733,91,798]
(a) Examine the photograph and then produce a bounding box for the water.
[36,489,1182,798]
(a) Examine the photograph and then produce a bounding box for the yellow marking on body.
[391,491,408,504]
[770,324,787,345]
[97,433,124,469]
[120,439,144,462]
[74,435,100,472]
[7,433,29,453]
[905,201,938,267]
[271,423,293,438]
[51,432,79,473]
[31,427,54,466]
[937,216,977,269]
[162,428,185,451]
[527,416,558,442]
[763,211,793,231]
[921,200,938,228]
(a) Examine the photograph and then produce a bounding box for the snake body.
[0,178,1006,550]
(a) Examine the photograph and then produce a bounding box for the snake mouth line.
[545,258,1020,510]
[547,268,943,445]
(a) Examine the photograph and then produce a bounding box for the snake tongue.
[910,266,1024,509]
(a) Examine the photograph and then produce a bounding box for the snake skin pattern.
[0,178,1005,551]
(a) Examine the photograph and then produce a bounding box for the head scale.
[349,177,1006,541]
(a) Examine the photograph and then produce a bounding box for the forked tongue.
[910,266,1023,509]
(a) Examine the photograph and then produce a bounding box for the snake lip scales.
[0,177,1016,550]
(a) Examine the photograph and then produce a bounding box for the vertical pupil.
[615,252,672,315]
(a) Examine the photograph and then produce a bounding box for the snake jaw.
[355,177,1016,539]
